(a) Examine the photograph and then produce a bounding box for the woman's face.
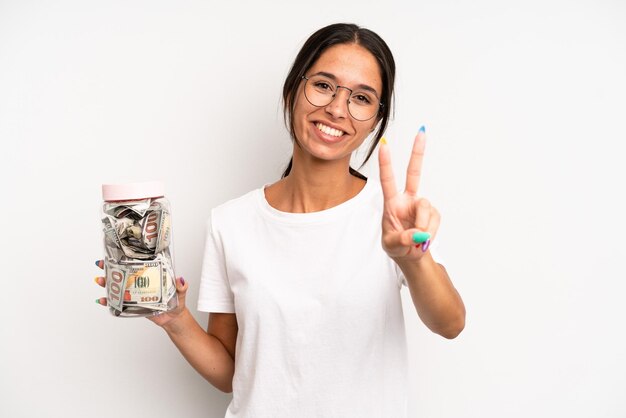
[292,43,382,165]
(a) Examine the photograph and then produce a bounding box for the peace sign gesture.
[378,127,440,261]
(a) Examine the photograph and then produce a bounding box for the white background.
[1,1,625,417]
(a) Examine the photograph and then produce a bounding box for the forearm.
[162,308,235,392]
[394,251,465,339]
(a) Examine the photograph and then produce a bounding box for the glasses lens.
[348,91,379,121]
[304,75,380,121]
[304,75,335,107]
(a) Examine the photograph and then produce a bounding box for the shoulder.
[208,186,263,229]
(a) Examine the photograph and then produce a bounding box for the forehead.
[308,43,382,93]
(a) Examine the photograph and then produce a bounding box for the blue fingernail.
[419,125,426,133]
[95,260,100,267]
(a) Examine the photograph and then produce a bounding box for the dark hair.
[281,23,396,179]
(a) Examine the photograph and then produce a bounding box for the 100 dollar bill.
[105,258,175,314]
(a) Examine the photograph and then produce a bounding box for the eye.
[352,93,373,105]
[313,81,333,92]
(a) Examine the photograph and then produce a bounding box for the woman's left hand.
[378,128,440,261]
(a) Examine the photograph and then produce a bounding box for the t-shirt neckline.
[256,179,373,225]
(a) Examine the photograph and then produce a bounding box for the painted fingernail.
[380,137,387,145]
[180,277,185,286]
[95,260,100,267]
[412,231,431,244]
[94,276,100,285]
[421,239,431,252]
[419,125,426,133]
[95,298,101,305]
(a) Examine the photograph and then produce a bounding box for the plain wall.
[1,1,625,417]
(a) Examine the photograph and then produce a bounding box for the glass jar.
[101,181,178,317]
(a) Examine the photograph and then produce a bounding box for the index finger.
[405,129,426,196]
[378,138,398,201]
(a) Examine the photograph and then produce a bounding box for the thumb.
[175,277,188,308]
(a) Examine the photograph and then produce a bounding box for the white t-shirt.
[198,179,410,418]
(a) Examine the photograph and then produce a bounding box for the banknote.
[102,217,125,261]
[102,197,177,316]
[103,199,152,219]
[105,257,176,316]
[102,200,171,258]
[139,208,172,252]
[105,259,162,312]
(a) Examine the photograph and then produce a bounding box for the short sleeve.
[197,211,235,313]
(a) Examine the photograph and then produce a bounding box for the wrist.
[392,250,431,269]
[392,251,439,285]
[162,306,191,335]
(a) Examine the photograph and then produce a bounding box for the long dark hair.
[281,23,396,179]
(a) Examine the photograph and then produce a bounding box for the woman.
[95,23,465,417]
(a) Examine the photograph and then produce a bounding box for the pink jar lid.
[102,181,165,201]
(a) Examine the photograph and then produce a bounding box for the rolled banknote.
[139,208,171,252]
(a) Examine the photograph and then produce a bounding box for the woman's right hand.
[94,259,189,328]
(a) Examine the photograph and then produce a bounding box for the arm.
[378,129,465,339]
[394,253,465,339]
[94,263,237,393]
[162,309,237,393]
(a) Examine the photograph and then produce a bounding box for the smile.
[315,122,345,138]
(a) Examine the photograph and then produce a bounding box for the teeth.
[316,123,344,138]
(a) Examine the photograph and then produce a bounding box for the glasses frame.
[301,75,383,122]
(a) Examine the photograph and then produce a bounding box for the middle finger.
[94,276,106,287]
[415,198,431,231]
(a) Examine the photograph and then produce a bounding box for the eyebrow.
[311,71,380,96]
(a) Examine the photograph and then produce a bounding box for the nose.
[324,87,351,119]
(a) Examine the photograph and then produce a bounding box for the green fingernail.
[412,231,431,244]
[95,298,101,305]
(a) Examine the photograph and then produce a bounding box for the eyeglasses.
[301,75,383,121]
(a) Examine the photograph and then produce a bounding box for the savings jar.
[100,181,178,317]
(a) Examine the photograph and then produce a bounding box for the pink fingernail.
[421,239,430,252]
[180,277,185,286]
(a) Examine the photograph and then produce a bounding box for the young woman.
[95,23,465,418]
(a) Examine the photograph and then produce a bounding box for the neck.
[269,151,366,213]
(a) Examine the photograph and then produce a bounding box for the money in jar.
[101,181,178,317]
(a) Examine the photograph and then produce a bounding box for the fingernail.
[180,277,185,286]
[95,298,101,305]
[380,137,387,145]
[419,125,426,133]
[421,239,431,252]
[94,277,100,284]
[412,231,431,244]
[95,260,100,267]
